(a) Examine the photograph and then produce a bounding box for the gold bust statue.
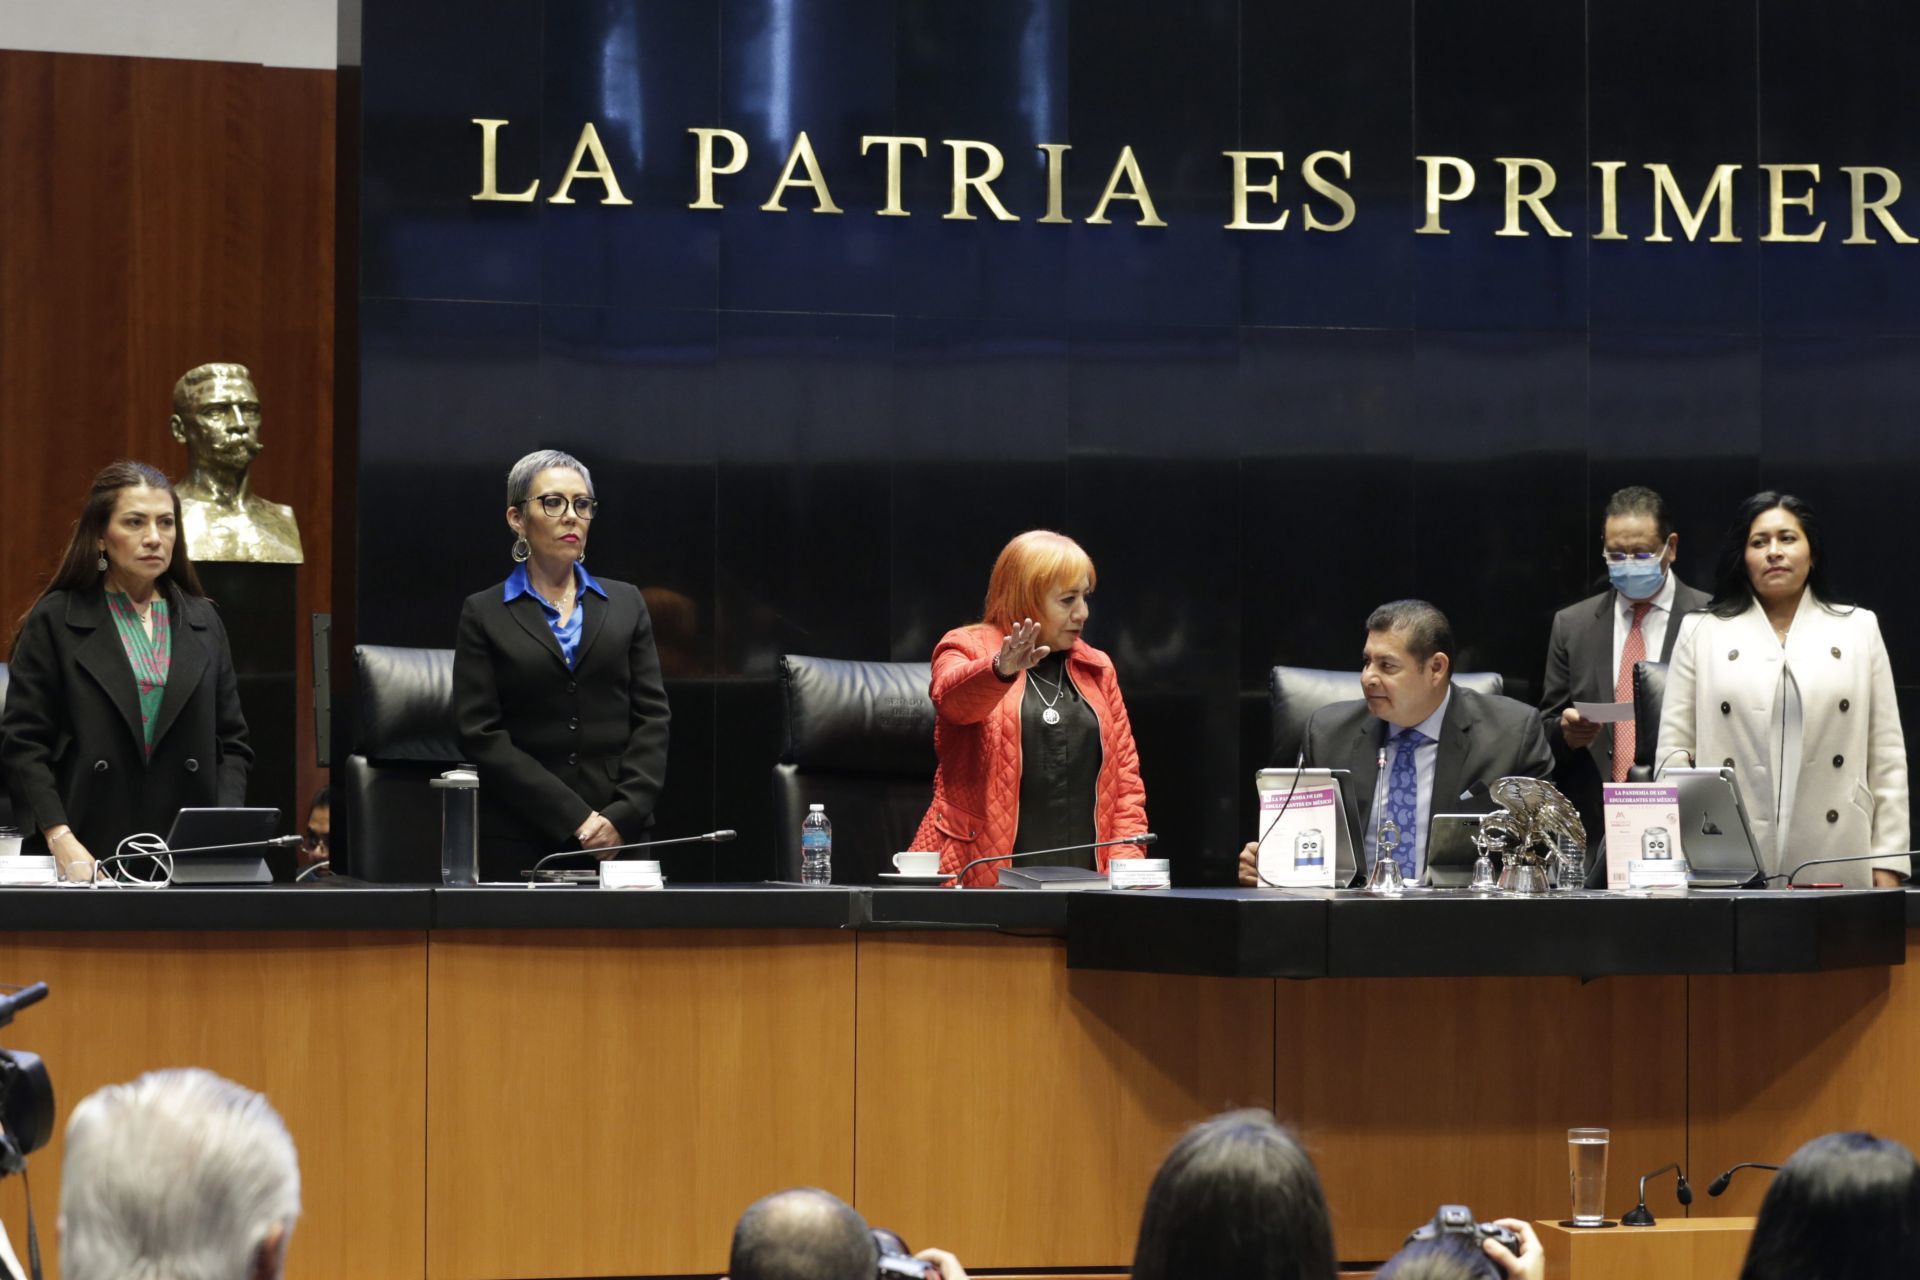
[170,363,304,564]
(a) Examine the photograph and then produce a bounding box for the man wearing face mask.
[1238,600,1552,887]
[1539,486,1710,882]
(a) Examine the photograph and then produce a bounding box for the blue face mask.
[1608,558,1666,601]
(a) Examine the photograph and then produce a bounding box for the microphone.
[1620,1162,1693,1226]
[147,835,302,855]
[0,983,48,1030]
[1707,1161,1781,1197]
[944,833,1157,888]
[1252,749,1308,889]
[534,829,737,871]
[1777,851,1915,887]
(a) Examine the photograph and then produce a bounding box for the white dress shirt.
[1364,689,1452,879]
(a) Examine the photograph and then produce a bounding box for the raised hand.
[994,617,1051,676]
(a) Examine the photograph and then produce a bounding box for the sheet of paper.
[1574,700,1635,724]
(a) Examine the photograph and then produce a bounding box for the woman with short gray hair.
[452,449,670,877]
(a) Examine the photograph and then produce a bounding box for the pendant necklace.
[1030,667,1068,726]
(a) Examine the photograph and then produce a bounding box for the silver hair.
[506,449,595,508]
[60,1068,301,1280]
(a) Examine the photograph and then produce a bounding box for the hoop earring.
[511,537,531,563]
[97,554,108,573]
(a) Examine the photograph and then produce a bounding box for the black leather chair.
[1267,666,1506,768]
[771,655,936,884]
[1630,659,1670,779]
[342,645,461,882]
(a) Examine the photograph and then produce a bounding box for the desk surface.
[0,882,1902,978]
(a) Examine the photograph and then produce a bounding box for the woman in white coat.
[1657,492,1908,886]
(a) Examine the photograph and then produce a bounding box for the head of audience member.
[981,529,1097,656]
[504,448,597,574]
[299,787,331,871]
[1360,601,1455,730]
[1709,490,1849,619]
[60,1067,301,1280]
[1376,1238,1501,1280]
[1738,1131,1920,1280]
[726,1187,877,1280]
[1601,485,1677,602]
[1129,1109,1337,1280]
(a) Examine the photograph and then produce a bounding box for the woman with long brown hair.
[0,462,251,879]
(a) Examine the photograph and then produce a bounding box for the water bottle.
[800,804,832,885]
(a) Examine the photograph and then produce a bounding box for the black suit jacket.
[453,578,670,867]
[1294,685,1554,887]
[0,586,251,856]
[1538,577,1709,875]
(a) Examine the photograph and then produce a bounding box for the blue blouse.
[503,562,607,668]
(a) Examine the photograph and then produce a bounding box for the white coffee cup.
[0,829,22,858]
[892,851,939,875]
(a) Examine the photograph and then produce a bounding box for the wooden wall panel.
[1275,974,1689,1263]
[425,930,857,1280]
[0,49,334,817]
[1688,929,1920,1219]
[0,931,427,1280]
[854,935,1276,1270]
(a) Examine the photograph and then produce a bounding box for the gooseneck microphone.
[944,833,1157,887]
[1707,1162,1781,1197]
[1777,851,1918,887]
[1620,1162,1693,1226]
[534,829,737,871]
[1652,747,1695,781]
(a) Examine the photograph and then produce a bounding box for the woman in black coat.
[453,449,670,879]
[1,462,251,880]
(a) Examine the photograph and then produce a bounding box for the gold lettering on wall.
[548,123,633,205]
[1760,164,1826,243]
[689,128,749,210]
[1841,166,1919,245]
[471,119,539,203]
[760,131,845,214]
[860,135,928,216]
[1228,152,1290,231]
[1037,144,1072,224]
[1494,157,1570,237]
[1223,151,1288,230]
[1086,147,1167,227]
[1646,163,1740,243]
[944,141,1019,221]
[1592,162,1627,240]
[1416,156,1474,234]
[1301,150,1355,232]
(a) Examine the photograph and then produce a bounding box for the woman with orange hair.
[909,530,1149,887]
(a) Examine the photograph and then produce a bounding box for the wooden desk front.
[1539,1217,1756,1280]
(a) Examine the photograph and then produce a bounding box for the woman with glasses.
[1657,491,1908,887]
[452,450,670,879]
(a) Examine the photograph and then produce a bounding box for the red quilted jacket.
[909,624,1149,887]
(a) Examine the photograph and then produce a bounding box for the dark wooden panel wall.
[0,50,335,817]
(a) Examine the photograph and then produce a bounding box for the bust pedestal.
[195,563,298,859]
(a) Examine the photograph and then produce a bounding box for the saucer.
[877,872,954,886]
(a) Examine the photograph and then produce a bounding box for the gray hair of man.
[505,449,596,509]
[60,1068,301,1280]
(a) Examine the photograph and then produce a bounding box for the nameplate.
[1108,859,1171,890]
[599,860,665,890]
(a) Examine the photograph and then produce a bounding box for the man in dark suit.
[1538,486,1709,881]
[1238,600,1553,887]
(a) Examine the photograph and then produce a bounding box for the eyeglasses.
[1601,550,1662,565]
[527,493,599,521]
[302,830,330,852]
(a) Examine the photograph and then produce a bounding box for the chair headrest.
[779,655,935,774]
[1268,665,1504,761]
[354,645,461,762]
